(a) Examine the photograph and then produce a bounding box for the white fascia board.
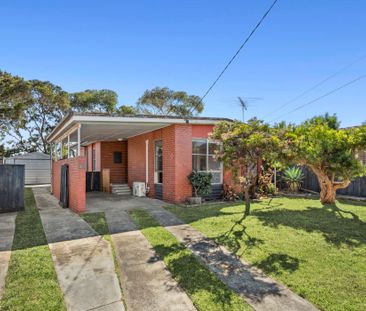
[48,115,225,142]
[72,115,223,125]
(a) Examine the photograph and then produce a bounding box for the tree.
[211,118,282,217]
[137,87,203,117]
[0,70,119,154]
[283,114,366,204]
[116,104,139,116]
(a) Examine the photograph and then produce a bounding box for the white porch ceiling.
[79,122,169,144]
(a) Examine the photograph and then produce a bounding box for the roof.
[6,152,50,160]
[47,112,232,143]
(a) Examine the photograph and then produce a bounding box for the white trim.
[145,140,149,185]
[77,127,81,156]
[48,115,228,142]
[67,135,70,158]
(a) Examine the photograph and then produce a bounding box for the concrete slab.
[49,237,124,311]
[33,187,124,311]
[104,210,137,234]
[112,230,196,311]
[86,192,167,214]
[145,206,318,311]
[0,212,16,300]
[33,187,97,243]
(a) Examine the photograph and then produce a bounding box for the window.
[113,152,122,164]
[192,139,223,184]
[154,140,163,184]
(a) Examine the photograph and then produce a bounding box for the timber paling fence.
[0,164,25,213]
[300,167,366,198]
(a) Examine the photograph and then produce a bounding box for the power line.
[200,0,279,101]
[262,53,366,119]
[269,73,366,123]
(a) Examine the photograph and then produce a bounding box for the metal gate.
[60,164,69,208]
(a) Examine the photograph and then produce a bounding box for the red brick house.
[47,112,233,213]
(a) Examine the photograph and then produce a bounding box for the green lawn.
[129,209,251,311]
[165,197,366,311]
[0,189,65,311]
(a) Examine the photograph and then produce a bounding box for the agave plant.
[282,166,304,193]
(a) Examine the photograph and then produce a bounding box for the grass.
[165,197,366,311]
[0,189,66,311]
[129,209,252,311]
[79,212,125,309]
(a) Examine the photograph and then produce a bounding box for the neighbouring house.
[47,112,234,213]
[4,152,51,185]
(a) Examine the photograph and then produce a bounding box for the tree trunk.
[244,187,251,217]
[309,165,351,204]
[319,179,337,204]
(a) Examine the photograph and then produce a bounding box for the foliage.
[70,89,117,113]
[282,114,366,203]
[211,118,283,216]
[116,104,139,116]
[223,184,241,201]
[129,209,251,311]
[188,171,212,197]
[281,166,304,193]
[166,197,366,311]
[257,167,275,195]
[0,70,119,154]
[137,87,203,117]
[267,183,276,195]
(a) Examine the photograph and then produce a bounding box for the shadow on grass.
[216,215,265,256]
[253,203,366,247]
[253,253,300,275]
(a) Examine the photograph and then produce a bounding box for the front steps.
[111,183,131,196]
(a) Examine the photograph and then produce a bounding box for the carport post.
[77,126,81,156]
[67,135,70,158]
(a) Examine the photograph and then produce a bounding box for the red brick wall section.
[127,129,163,199]
[101,141,128,183]
[52,156,86,213]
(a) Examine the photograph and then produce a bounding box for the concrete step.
[112,190,131,195]
[111,184,131,196]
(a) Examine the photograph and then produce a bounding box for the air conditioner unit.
[133,182,146,197]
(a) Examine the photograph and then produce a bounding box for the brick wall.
[128,129,163,199]
[52,156,86,213]
[101,141,128,183]
[128,124,226,203]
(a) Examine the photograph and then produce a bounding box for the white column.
[67,135,70,158]
[145,139,149,185]
[77,127,81,156]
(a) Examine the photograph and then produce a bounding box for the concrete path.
[33,187,124,311]
[106,210,196,311]
[0,212,16,301]
[143,205,318,311]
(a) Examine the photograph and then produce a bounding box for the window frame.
[192,138,223,184]
[154,140,163,184]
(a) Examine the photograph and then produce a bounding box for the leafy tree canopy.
[283,114,366,203]
[211,118,283,216]
[137,87,203,117]
[0,70,121,155]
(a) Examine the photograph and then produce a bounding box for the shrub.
[188,171,212,197]
[282,166,304,192]
[223,184,240,201]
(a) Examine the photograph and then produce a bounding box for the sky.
[1,0,365,127]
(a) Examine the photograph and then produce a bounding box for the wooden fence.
[301,167,366,197]
[0,164,25,213]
